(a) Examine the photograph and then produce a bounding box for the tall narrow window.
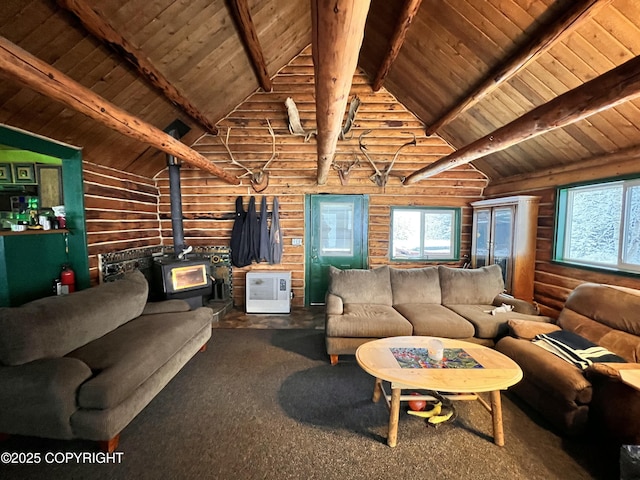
[555,179,640,274]
[390,207,460,261]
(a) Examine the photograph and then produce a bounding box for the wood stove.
[99,245,233,307]
[152,255,212,309]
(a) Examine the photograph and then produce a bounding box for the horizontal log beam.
[312,0,371,185]
[371,0,422,92]
[425,0,612,135]
[57,0,219,135]
[404,54,640,185]
[228,0,273,93]
[0,36,240,185]
[484,144,640,196]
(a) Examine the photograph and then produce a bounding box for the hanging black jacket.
[239,196,260,265]
[230,196,249,267]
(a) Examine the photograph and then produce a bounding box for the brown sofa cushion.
[559,309,640,363]
[561,283,640,336]
[389,266,441,305]
[325,304,412,338]
[68,307,212,409]
[394,303,475,338]
[507,318,561,341]
[438,265,504,305]
[446,304,549,339]
[0,271,148,366]
[328,265,392,306]
[495,336,592,405]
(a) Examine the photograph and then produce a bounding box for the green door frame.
[0,124,90,290]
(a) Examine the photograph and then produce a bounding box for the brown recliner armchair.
[496,283,640,443]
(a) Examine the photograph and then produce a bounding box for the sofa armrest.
[493,293,539,315]
[586,362,640,443]
[506,319,561,341]
[325,293,344,315]
[0,357,93,437]
[142,299,191,315]
[0,357,92,403]
[586,363,640,383]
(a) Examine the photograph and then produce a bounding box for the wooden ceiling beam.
[371,0,422,92]
[404,54,640,185]
[56,0,219,135]
[0,36,240,185]
[484,145,640,197]
[228,0,273,93]
[425,0,612,136]
[312,0,371,185]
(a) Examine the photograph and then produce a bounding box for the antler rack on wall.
[220,119,277,192]
[358,130,417,187]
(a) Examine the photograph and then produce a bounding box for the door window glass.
[320,202,354,256]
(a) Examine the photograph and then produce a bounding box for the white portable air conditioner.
[245,271,291,313]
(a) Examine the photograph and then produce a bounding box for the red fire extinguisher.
[60,264,76,294]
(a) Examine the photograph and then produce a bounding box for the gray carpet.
[0,329,621,479]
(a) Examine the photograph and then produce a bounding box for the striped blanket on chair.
[532,330,626,370]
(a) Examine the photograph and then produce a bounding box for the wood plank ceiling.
[0,0,639,183]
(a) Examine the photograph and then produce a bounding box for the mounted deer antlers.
[220,119,277,192]
[358,130,417,187]
[285,95,361,142]
[285,97,316,142]
[332,153,360,185]
[339,95,361,140]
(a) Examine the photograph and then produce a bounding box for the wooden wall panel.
[83,161,161,284]
[156,47,488,306]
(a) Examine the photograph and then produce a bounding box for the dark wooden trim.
[405,54,640,184]
[0,36,240,185]
[371,0,423,92]
[57,0,219,135]
[425,0,613,135]
[228,0,273,93]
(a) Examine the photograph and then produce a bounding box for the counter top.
[0,229,68,236]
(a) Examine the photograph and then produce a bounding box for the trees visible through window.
[555,179,640,273]
[391,207,460,261]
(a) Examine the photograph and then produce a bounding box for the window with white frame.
[390,207,460,261]
[555,178,640,273]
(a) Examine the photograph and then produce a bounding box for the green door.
[305,194,368,305]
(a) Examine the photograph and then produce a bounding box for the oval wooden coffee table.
[356,336,523,447]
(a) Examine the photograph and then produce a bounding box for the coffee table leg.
[490,390,504,446]
[373,378,383,403]
[387,387,401,447]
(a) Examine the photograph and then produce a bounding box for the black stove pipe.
[167,129,186,256]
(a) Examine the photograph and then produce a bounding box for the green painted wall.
[0,124,89,306]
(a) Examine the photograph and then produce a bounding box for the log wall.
[484,158,640,318]
[156,47,488,306]
[83,161,161,284]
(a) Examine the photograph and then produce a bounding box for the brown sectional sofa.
[495,283,640,443]
[0,270,212,451]
[325,264,552,364]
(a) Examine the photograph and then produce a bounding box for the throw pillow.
[328,265,392,305]
[438,264,504,305]
[389,266,441,305]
